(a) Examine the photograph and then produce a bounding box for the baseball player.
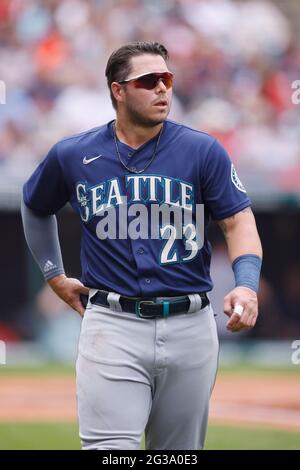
[21,41,262,450]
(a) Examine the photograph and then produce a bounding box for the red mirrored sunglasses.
[119,72,173,90]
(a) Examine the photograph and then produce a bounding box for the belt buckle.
[136,300,157,318]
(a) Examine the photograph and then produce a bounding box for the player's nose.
[155,79,167,93]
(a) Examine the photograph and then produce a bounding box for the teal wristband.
[232,254,262,293]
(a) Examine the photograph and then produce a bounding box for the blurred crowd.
[0,0,300,201]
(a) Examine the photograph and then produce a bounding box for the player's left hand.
[223,287,258,333]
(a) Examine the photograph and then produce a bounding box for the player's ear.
[111,82,125,106]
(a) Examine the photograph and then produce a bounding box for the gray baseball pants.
[76,291,219,450]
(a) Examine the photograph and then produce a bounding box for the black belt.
[88,290,209,318]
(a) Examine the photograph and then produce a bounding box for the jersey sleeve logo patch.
[231,164,246,193]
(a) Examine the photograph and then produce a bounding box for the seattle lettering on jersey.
[76,174,204,262]
[76,174,194,223]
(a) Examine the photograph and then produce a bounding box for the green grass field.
[0,422,299,450]
[1,362,299,377]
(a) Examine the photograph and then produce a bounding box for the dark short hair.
[105,41,169,110]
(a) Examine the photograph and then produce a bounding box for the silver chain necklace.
[113,121,164,174]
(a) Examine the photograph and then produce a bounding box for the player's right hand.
[223,286,258,333]
[47,274,89,317]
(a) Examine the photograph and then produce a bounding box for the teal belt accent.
[163,301,170,317]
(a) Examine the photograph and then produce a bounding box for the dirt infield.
[210,374,300,430]
[0,372,299,430]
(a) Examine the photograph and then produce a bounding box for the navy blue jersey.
[23,120,251,296]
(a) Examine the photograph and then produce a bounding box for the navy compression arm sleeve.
[21,199,65,281]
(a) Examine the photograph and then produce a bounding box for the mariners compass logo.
[231,164,246,193]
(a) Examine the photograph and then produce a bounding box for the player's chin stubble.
[125,103,170,128]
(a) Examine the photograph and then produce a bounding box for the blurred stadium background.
[0,0,300,450]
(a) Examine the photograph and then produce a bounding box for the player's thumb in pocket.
[79,285,90,295]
